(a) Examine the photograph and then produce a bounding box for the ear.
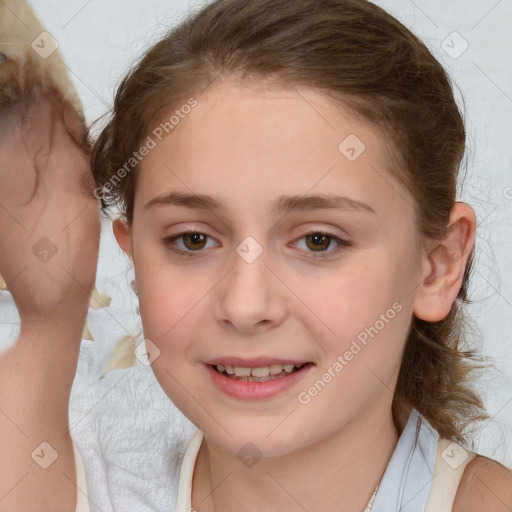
[112,216,133,258]
[413,202,476,322]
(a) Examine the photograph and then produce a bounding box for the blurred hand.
[0,87,101,327]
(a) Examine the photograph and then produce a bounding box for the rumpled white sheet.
[69,335,196,512]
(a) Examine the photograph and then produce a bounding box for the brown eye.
[182,232,207,250]
[304,233,332,252]
[162,231,218,258]
[293,231,351,258]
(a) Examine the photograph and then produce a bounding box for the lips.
[204,359,315,400]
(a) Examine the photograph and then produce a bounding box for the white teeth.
[251,366,270,377]
[269,364,285,375]
[234,366,251,377]
[215,363,304,378]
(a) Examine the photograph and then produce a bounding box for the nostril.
[0,53,7,64]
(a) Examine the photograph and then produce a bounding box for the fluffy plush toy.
[0,0,84,120]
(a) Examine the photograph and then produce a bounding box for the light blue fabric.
[372,408,439,512]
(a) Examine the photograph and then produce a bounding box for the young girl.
[1,0,511,511]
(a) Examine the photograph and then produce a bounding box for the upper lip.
[205,357,309,367]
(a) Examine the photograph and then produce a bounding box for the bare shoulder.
[452,454,512,512]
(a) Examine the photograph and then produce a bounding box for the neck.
[192,393,401,512]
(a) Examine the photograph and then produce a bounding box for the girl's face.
[118,79,431,456]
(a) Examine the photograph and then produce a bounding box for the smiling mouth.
[210,363,310,382]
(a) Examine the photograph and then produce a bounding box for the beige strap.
[424,436,477,512]
[176,429,205,512]
[72,442,92,512]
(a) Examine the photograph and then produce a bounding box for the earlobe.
[112,217,133,258]
[413,202,476,322]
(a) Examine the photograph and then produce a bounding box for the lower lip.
[205,363,314,400]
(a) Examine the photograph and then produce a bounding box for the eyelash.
[162,230,352,259]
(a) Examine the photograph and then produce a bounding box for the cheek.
[149,356,210,436]
[303,254,415,391]
[307,257,409,337]
[294,261,412,431]
[134,244,212,340]
[138,265,206,407]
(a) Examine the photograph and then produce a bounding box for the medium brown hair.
[89,0,489,445]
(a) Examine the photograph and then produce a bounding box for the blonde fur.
[0,0,84,121]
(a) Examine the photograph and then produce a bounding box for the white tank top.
[72,408,476,512]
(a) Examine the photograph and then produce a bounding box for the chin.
[199,414,311,459]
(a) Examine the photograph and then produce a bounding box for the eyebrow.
[143,191,376,215]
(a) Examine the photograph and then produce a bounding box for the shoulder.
[452,454,512,512]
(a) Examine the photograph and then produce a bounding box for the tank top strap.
[424,436,477,512]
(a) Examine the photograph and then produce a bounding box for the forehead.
[135,79,415,222]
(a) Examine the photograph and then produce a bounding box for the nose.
[214,244,287,335]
